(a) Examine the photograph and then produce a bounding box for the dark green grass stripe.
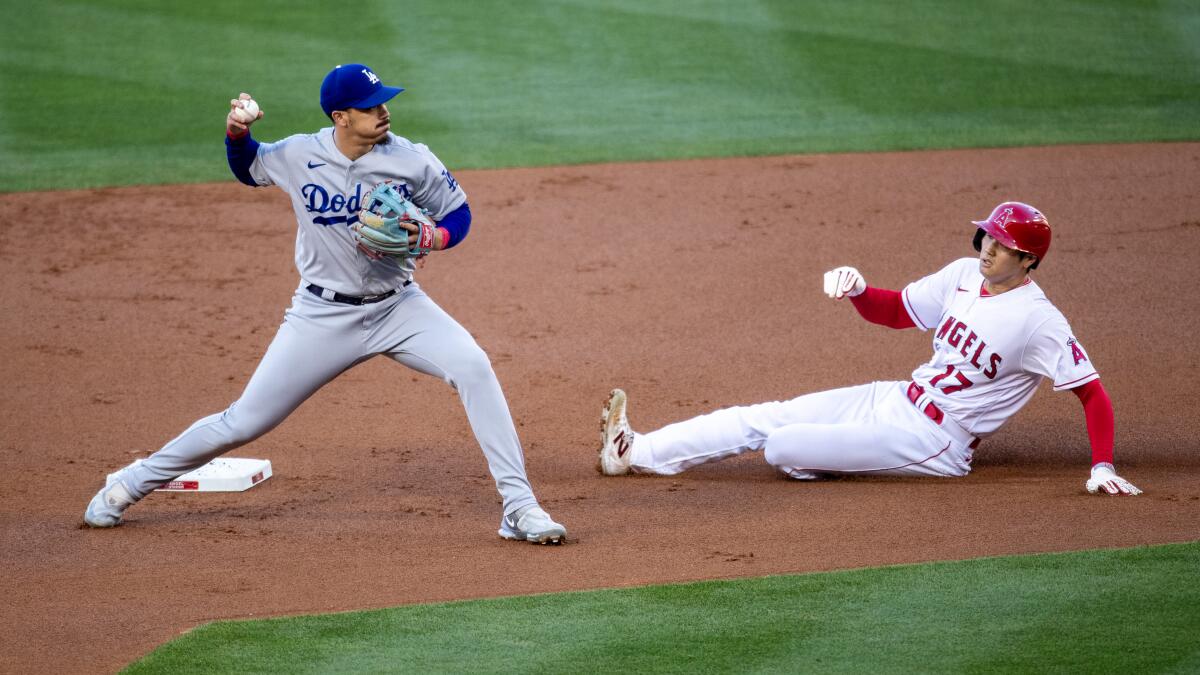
[2,0,1199,191]
[125,541,1200,674]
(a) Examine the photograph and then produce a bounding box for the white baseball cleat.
[498,505,567,544]
[83,478,138,528]
[598,388,635,476]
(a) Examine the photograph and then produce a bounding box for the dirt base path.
[2,143,1198,674]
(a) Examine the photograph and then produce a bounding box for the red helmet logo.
[971,201,1051,261]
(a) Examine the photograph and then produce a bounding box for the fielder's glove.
[823,266,866,299]
[353,181,436,260]
[1085,462,1142,495]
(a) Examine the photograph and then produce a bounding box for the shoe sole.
[498,526,566,545]
[83,511,120,528]
[597,388,629,475]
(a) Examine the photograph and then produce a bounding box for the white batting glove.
[1085,463,1142,495]
[823,266,866,300]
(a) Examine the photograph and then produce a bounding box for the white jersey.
[901,257,1098,437]
[247,127,466,295]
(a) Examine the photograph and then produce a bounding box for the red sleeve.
[1071,379,1114,465]
[848,287,916,329]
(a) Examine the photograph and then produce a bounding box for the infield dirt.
[2,143,1198,673]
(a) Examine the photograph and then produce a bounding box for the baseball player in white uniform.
[84,64,567,543]
[598,202,1141,496]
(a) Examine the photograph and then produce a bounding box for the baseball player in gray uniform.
[598,202,1140,496]
[84,64,567,543]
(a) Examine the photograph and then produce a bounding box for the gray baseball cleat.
[598,388,635,476]
[83,477,138,528]
[498,505,566,544]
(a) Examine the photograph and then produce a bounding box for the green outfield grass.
[124,542,1200,674]
[1,0,1198,191]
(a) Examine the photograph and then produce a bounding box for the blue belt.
[306,281,409,306]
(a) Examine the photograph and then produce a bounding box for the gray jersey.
[248,127,466,295]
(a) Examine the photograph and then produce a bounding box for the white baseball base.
[107,457,272,492]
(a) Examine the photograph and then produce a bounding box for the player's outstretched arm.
[1086,463,1141,495]
[225,92,265,187]
[1072,380,1141,495]
[823,266,916,329]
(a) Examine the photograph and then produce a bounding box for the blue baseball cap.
[319,64,404,117]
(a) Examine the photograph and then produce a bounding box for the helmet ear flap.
[972,228,985,252]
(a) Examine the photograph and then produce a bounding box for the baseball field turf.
[2,0,1197,192]
[125,542,1200,673]
[3,1,1199,673]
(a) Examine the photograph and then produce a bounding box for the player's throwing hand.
[226,92,263,138]
[823,266,866,299]
[1085,462,1142,495]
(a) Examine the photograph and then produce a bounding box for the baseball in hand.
[234,98,260,123]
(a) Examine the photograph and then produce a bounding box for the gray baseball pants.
[120,283,539,516]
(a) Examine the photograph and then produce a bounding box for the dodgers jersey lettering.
[902,258,1098,436]
[248,127,465,296]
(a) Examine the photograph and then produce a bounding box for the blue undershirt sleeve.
[437,202,472,249]
[225,133,260,186]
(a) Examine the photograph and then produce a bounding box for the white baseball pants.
[121,283,539,515]
[627,381,974,478]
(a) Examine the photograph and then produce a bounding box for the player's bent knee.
[764,444,823,479]
[451,347,498,385]
[762,436,791,469]
[221,423,269,448]
[219,407,281,447]
[222,425,268,447]
[763,430,815,471]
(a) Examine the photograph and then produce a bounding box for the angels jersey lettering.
[901,258,1098,436]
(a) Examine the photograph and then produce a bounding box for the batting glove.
[1086,462,1142,495]
[823,266,866,300]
